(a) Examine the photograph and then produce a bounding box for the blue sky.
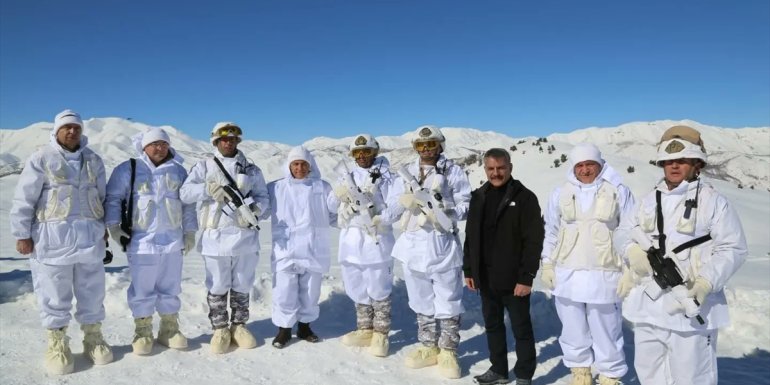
[1,0,768,144]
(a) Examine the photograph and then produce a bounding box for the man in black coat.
[463,148,544,385]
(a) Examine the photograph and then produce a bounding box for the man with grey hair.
[463,148,543,385]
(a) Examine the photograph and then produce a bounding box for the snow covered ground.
[0,120,768,384]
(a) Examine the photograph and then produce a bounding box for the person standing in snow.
[10,109,113,374]
[180,122,269,354]
[614,125,748,385]
[390,125,471,379]
[265,146,338,348]
[462,148,543,385]
[105,127,197,355]
[540,143,634,385]
[334,134,400,357]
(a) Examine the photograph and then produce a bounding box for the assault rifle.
[119,158,137,251]
[633,227,705,325]
[212,157,260,230]
[397,165,453,233]
[334,162,379,243]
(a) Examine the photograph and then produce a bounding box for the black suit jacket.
[462,178,544,291]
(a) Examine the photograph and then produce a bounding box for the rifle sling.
[655,189,712,256]
[212,156,247,198]
[126,158,136,230]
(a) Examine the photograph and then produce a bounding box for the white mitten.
[108,224,129,244]
[333,184,348,200]
[207,182,227,202]
[628,244,652,277]
[540,263,555,290]
[183,232,196,256]
[616,267,636,299]
[399,193,418,210]
[687,277,712,304]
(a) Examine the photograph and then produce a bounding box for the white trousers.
[30,259,105,329]
[634,322,718,385]
[402,266,464,319]
[203,253,259,295]
[271,266,323,328]
[340,261,392,304]
[127,252,183,318]
[554,296,627,378]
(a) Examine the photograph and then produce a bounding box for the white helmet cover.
[656,125,707,166]
[411,125,445,151]
[210,121,242,145]
[349,134,380,156]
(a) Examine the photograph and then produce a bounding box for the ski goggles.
[413,140,440,151]
[212,125,242,138]
[351,148,375,157]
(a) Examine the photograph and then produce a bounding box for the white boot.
[45,327,74,375]
[157,313,188,350]
[81,323,113,365]
[341,329,373,347]
[598,374,622,385]
[437,348,461,379]
[132,317,154,355]
[210,327,231,354]
[404,345,440,369]
[230,323,257,349]
[368,331,389,357]
[570,367,593,385]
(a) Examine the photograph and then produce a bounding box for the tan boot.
[598,374,622,385]
[157,313,188,350]
[81,323,113,365]
[404,345,440,369]
[45,327,74,375]
[341,329,373,347]
[570,367,593,385]
[132,317,154,355]
[437,348,461,379]
[230,323,257,349]
[210,327,231,354]
[368,331,389,357]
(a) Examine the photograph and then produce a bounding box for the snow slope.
[0,119,768,384]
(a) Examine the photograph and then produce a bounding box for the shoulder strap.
[212,156,243,193]
[655,190,666,253]
[127,158,136,224]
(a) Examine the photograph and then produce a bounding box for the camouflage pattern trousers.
[207,289,250,329]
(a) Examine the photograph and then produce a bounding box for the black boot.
[272,327,292,349]
[297,322,319,343]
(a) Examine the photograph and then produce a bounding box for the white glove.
[371,215,382,228]
[687,277,712,304]
[338,202,355,222]
[333,184,348,200]
[540,263,555,290]
[108,224,129,244]
[207,182,227,202]
[183,232,196,256]
[628,244,652,277]
[399,193,418,210]
[616,267,636,299]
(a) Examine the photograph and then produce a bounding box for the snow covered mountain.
[2,118,768,191]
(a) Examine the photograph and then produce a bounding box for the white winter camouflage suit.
[180,149,269,328]
[336,156,400,333]
[266,146,338,328]
[390,155,471,350]
[10,126,107,329]
[614,177,747,385]
[104,133,197,318]
[542,162,634,379]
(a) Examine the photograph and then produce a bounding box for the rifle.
[119,158,136,251]
[644,245,705,325]
[213,158,260,230]
[334,162,379,244]
[397,165,453,233]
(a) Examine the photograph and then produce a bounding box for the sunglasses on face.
[351,148,374,157]
[413,140,439,151]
